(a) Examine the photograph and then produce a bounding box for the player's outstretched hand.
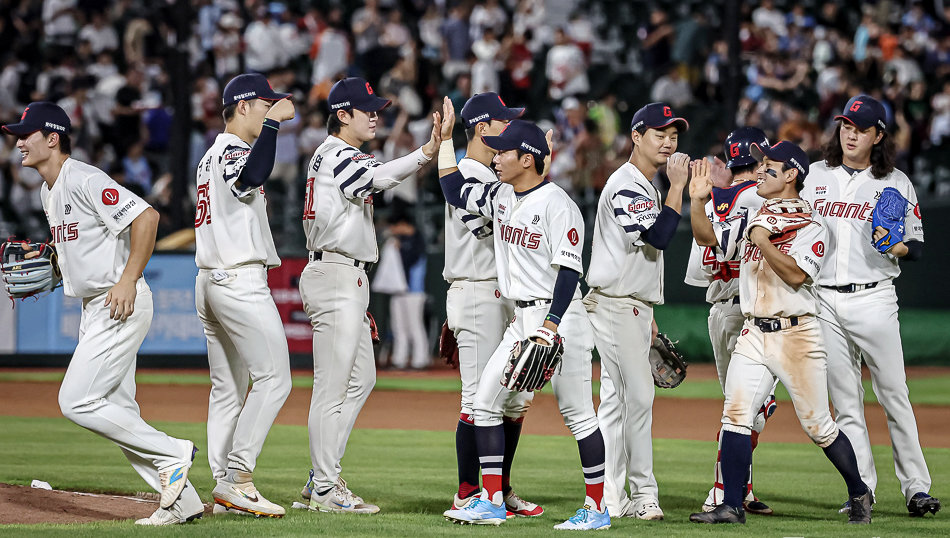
[422,107,443,159]
[265,97,296,122]
[105,278,137,322]
[542,129,554,177]
[439,96,455,140]
[667,152,690,188]
[688,157,712,200]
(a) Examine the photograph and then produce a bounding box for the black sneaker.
[907,493,941,518]
[744,498,773,515]
[848,490,872,524]
[690,504,746,524]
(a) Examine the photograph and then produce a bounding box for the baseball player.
[443,92,542,517]
[3,103,202,526]
[689,142,872,525]
[801,94,940,516]
[438,102,610,531]
[684,127,776,515]
[297,77,441,513]
[583,102,689,521]
[194,73,294,518]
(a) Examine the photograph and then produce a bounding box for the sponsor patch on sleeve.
[102,188,119,206]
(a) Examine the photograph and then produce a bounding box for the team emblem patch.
[812,241,825,257]
[102,188,119,205]
[567,228,579,246]
[914,204,922,220]
[628,196,655,213]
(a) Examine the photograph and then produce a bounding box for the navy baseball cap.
[222,73,290,106]
[631,102,689,132]
[481,119,549,159]
[724,126,769,168]
[460,92,524,128]
[751,141,809,179]
[2,102,71,136]
[328,77,391,112]
[835,94,886,131]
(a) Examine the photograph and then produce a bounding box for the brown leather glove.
[439,320,459,368]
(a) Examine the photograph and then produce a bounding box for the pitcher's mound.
[0,483,160,525]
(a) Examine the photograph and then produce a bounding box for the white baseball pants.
[197,265,292,480]
[584,291,658,514]
[818,282,931,502]
[389,292,429,369]
[300,260,376,492]
[59,278,194,491]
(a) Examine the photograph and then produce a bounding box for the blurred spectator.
[470,0,507,41]
[385,212,429,371]
[78,10,119,55]
[309,7,349,87]
[122,141,153,195]
[546,27,589,100]
[639,8,674,75]
[112,63,146,157]
[471,29,501,95]
[650,64,694,108]
[43,0,79,48]
[441,5,472,81]
[752,0,786,38]
[213,12,244,80]
[244,5,287,73]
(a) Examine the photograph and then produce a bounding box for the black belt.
[718,296,741,305]
[753,316,800,333]
[821,282,879,293]
[515,299,552,308]
[308,251,373,271]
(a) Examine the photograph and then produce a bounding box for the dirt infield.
[1,365,948,525]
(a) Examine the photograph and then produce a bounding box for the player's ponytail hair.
[821,122,896,179]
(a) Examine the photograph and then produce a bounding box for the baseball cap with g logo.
[835,94,887,131]
[222,73,290,106]
[460,93,524,128]
[328,77,391,112]
[2,102,72,136]
[630,102,689,132]
[481,119,549,159]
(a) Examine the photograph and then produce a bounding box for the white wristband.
[438,139,457,170]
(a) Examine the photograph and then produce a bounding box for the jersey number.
[303,177,316,221]
[195,182,211,228]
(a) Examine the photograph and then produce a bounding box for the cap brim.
[258,91,292,102]
[499,107,525,121]
[2,123,39,136]
[657,118,689,132]
[750,143,767,162]
[481,134,520,152]
[354,95,392,112]
[834,115,874,130]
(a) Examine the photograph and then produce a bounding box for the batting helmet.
[724,127,769,169]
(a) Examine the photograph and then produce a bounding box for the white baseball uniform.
[684,181,778,508]
[449,178,599,440]
[722,212,838,449]
[802,162,929,502]
[41,157,198,506]
[302,135,431,492]
[583,161,666,515]
[444,157,529,419]
[195,132,292,481]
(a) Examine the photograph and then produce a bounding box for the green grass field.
[0,415,947,536]
[4,370,950,405]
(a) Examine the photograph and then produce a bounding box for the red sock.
[483,474,503,501]
[586,482,604,511]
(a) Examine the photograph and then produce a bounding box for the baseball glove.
[439,320,459,369]
[649,333,688,389]
[0,240,62,300]
[366,311,381,344]
[871,187,909,253]
[745,199,812,245]
[501,327,564,392]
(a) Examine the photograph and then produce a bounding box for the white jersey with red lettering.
[194,132,280,270]
[452,179,584,301]
[738,211,827,318]
[40,157,149,298]
[587,162,665,302]
[443,157,497,282]
[801,161,931,503]
[684,181,763,303]
[801,162,923,286]
[303,135,429,263]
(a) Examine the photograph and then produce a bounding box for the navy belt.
[719,296,741,305]
[309,251,373,271]
[821,282,879,293]
[753,316,800,333]
[515,299,552,308]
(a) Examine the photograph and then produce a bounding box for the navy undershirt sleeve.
[641,206,681,250]
[440,169,466,208]
[236,118,280,188]
[903,240,922,261]
[545,267,580,326]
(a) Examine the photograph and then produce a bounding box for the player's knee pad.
[565,414,599,440]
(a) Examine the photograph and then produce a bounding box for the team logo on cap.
[849,100,863,112]
[663,106,672,117]
[729,143,740,157]
[21,108,29,120]
[366,82,374,94]
[102,188,119,206]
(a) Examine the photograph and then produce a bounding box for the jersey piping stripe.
[333,158,353,177]
[622,223,647,234]
[613,207,628,217]
[612,188,652,201]
[339,166,369,194]
[351,178,376,198]
[460,213,482,223]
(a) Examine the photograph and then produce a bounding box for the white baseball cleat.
[212,503,253,516]
[504,490,544,517]
[157,441,197,509]
[135,505,202,526]
[308,483,380,514]
[212,470,285,518]
[553,498,611,531]
[443,490,506,525]
[633,499,664,520]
